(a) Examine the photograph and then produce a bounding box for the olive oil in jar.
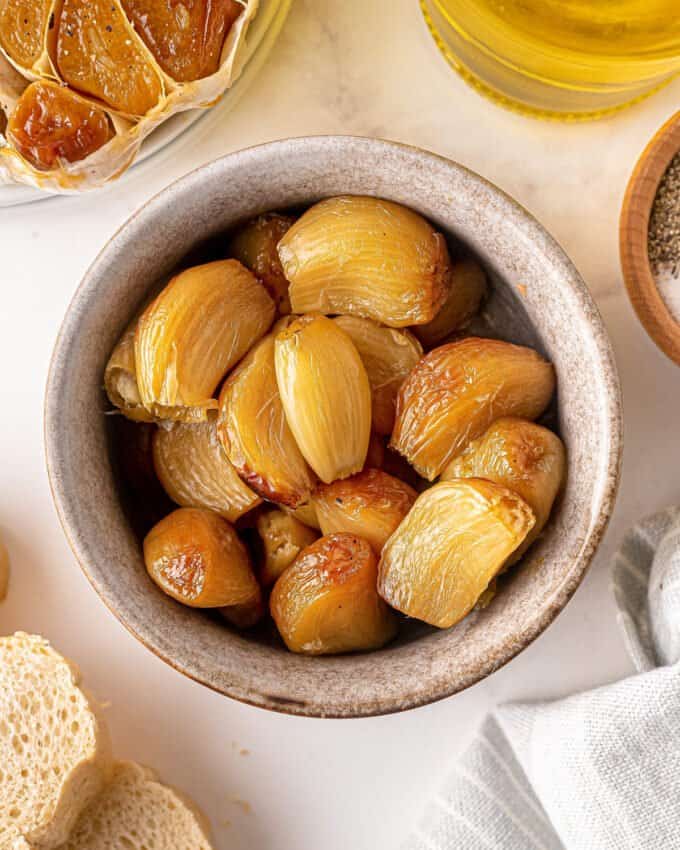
[421,0,680,119]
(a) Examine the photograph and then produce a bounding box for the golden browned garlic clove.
[390,337,555,480]
[227,213,296,314]
[143,507,261,610]
[218,333,316,507]
[442,417,566,559]
[414,258,487,348]
[104,324,154,422]
[152,418,261,523]
[333,316,423,435]
[256,508,319,587]
[135,260,275,422]
[270,533,397,655]
[274,315,372,484]
[279,195,452,328]
[313,469,417,553]
[378,479,535,628]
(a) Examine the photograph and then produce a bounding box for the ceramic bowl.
[45,137,622,717]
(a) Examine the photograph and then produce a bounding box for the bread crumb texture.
[0,633,111,849]
[58,761,214,850]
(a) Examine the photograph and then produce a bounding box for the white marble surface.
[1,2,680,847]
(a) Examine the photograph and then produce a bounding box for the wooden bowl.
[620,111,680,365]
[45,137,622,717]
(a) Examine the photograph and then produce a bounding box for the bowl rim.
[620,110,680,366]
[45,135,623,717]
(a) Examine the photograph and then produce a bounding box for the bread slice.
[0,633,112,850]
[56,761,215,850]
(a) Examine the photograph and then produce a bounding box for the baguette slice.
[56,761,214,850]
[0,633,113,850]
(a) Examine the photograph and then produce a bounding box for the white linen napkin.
[404,507,680,850]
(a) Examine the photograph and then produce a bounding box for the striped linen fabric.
[404,507,680,850]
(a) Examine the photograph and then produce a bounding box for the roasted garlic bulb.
[135,260,274,422]
[7,80,115,170]
[314,469,417,553]
[391,337,555,480]
[143,507,261,612]
[333,316,423,435]
[414,258,487,347]
[270,533,397,655]
[0,0,257,191]
[153,418,261,523]
[442,417,566,558]
[218,333,316,508]
[228,213,296,314]
[104,323,153,422]
[256,509,319,587]
[278,196,452,328]
[378,480,535,628]
[274,315,372,484]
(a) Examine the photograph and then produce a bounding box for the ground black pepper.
[648,151,680,280]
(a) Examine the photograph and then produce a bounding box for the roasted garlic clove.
[279,195,452,328]
[256,508,319,587]
[120,0,243,82]
[274,315,372,484]
[228,213,296,314]
[313,469,417,554]
[7,81,115,171]
[152,418,261,523]
[442,417,566,559]
[270,533,397,655]
[333,316,423,435]
[284,502,320,531]
[414,258,487,348]
[143,507,261,610]
[135,260,275,423]
[53,0,164,117]
[0,0,52,70]
[378,479,535,628]
[218,333,315,507]
[104,323,154,422]
[391,337,555,480]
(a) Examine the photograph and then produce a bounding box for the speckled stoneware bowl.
[45,137,622,718]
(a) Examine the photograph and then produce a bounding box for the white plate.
[0,0,291,207]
